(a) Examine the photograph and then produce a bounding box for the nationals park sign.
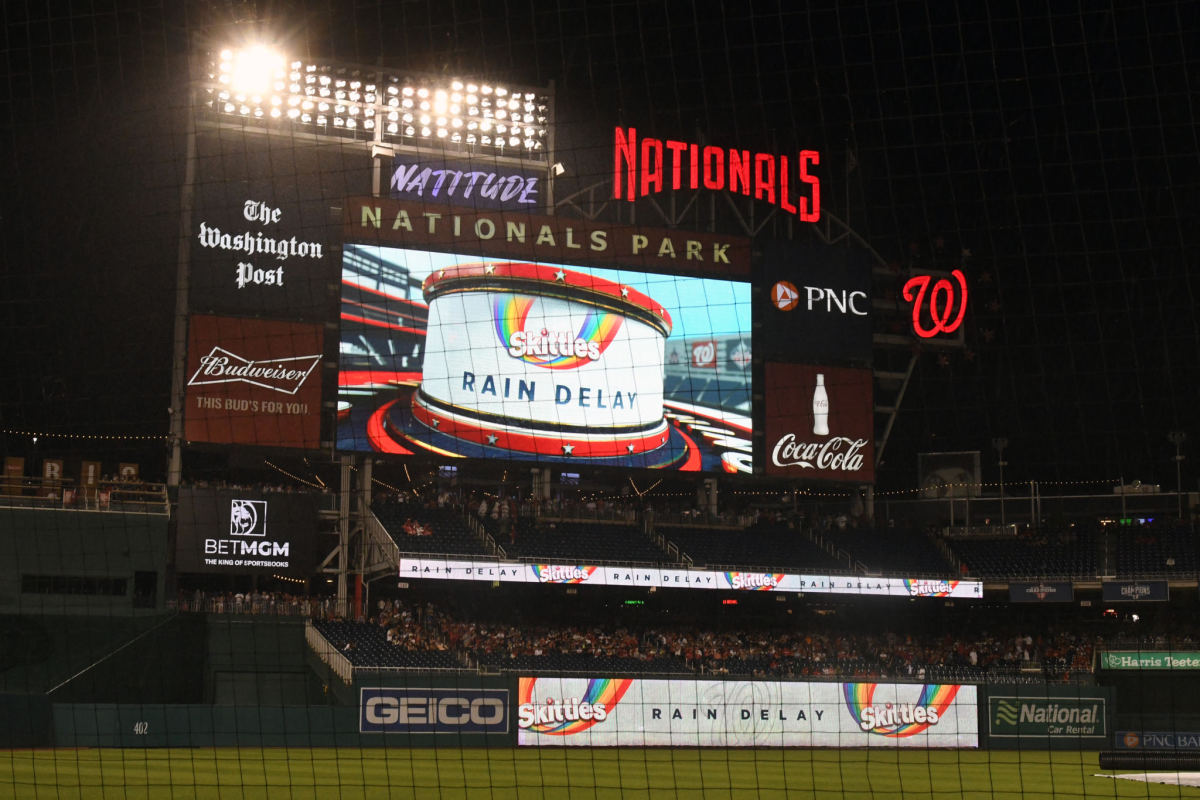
[346,196,751,277]
[398,558,982,598]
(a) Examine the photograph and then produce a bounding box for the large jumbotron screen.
[337,245,753,472]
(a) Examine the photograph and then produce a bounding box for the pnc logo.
[772,281,799,311]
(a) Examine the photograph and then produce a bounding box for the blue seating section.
[372,501,490,557]
[826,529,952,575]
[498,522,668,563]
[947,531,1097,578]
[312,620,461,669]
[664,523,845,571]
[1116,526,1197,577]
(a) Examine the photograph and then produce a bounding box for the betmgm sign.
[202,499,292,568]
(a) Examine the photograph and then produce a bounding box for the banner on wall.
[1008,581,1074,603]
[1101,580,1169,602]
[516,677,978,748]
[397,558,982,598]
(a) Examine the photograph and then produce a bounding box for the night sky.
[1,0,1196,492]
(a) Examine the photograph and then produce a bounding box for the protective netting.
[2,1,1199,797]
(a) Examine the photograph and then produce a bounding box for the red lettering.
[703,146,724,190]
[729,150,751,195]
[614,127,637,201]
[666,140,687,190]
[779,155,797,214]
[640,138,663,195]
[689,144,699,189]
[754,154,775,204]
[799,149,820,222]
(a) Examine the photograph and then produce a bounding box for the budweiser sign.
[188,348,321,395]
[771,435,868,472]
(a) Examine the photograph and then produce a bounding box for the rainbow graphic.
[493,294,623,370]
[723,572,787,591]
[842,683,961,737]
[518,677,634,735]
[530,565,598,584]
[903,579,960,597]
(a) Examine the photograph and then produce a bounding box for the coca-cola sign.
[771,435,868,472]
[188,348,320,395]
[764,364,874,482]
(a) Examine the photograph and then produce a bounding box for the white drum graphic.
[415,263,674,458]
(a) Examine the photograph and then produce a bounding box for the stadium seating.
[312,620,462,670]
[1115,524,1197,577]
[475,653,690,674]
[371,500,491,558]
[945,528,1097,578]
[824,529,953,575]
[662,522,845,571]
[496,521,669,563]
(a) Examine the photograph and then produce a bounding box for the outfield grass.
[2,748,1198,799]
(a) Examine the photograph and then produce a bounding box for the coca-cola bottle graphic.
[813,373,829,435]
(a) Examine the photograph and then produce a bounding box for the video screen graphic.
[338,246,752,472]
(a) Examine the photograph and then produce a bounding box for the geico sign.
[802,287,868,316]
[772,435,868,472]
[359,688,509,734]
[365,696,505,726]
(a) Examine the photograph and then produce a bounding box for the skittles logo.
[517,677,633,735]
[724,572,785,591]
[904,579,961,597]
[531,565,598,584]
[842,683,960,737]
[495,295,623,370]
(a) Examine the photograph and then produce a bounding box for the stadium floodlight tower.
[168,41,555,614]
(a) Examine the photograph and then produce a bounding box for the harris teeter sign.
[1100,652,1200,670]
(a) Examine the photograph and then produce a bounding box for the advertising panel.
[346,196,752,277]
[338,246,752,472]
[1117,731,1200,750]
[987,692,1108,744]
[398,558,983,598]
[191,193,337,320]
[764,364,874,482]
[175,488,318,575]
[185,315,323,449]
[359,687,509,734]
[1100,652,1200,670]
[1008,581,1074,603]
[516,678,978,747]
[1102,580,1169,602]
[390,155,543,211]
[760,240,872,365]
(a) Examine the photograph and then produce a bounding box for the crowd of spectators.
[183,479,329,494]
[171,590,338,617]
[317,596,1109,680]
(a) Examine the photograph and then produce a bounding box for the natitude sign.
[764,364,874,482]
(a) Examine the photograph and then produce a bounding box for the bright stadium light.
[227,47,284,95]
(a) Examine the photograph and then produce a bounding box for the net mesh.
[1,1,1198,797]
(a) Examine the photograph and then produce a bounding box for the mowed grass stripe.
[1,748,1198,799]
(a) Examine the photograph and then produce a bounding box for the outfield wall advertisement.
[516,678,978,747]
[397,557,982,597]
